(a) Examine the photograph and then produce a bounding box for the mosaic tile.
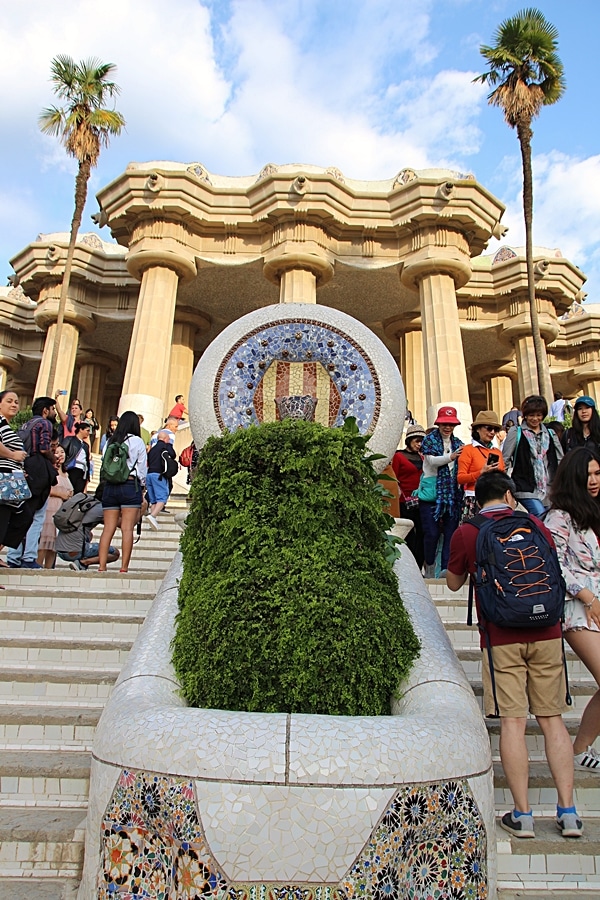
[189,303,405,470]
[214,320,380,434]
[97,771,487,899]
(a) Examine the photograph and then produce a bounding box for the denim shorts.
[146,472,170,505]
[102,479,143,510]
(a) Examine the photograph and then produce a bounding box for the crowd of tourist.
[393,390,600,838]
[0,391,190,575]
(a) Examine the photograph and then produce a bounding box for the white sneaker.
[574,745,600,773]
[147,515,159,531]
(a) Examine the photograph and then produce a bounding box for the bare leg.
[150,500,165,517]
[565,629,600,754]
[118,507,140,572]
[98,509,120,571]
[499,717,530,812]
[37,549,56,569]
[537,714,575,809]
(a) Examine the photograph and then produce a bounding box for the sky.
[1,0,599,300]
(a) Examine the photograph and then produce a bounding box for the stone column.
[514,335,539,403]
[263,219,334,303]
[401,227,473,437]
[485,374,515,419]
[164,310,210,419]
[34,321,80,399]
[400,329,427,428]
[32,281,95,399]
[0,349,21,393]
[120,221,197,431]
[581,380,600,404]
[76,354,114,451]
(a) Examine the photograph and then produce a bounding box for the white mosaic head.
[189,303,405,470]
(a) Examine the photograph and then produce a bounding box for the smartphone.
[488,452,499,466]
[58,390,68,395]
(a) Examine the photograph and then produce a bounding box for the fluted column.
[514,335,539,402]
[580,379,600,405]
[119,266,180,430]
[486,374,515,419]
[400,329,427,428]
[164,311,210,418]
[401,226,473,435]
[35,321,80,399]
[263,217,334,303]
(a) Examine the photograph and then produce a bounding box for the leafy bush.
[10,406,32,431]
[172,418,420,716]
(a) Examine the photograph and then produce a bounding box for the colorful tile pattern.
[99,771,486,900]
[213,319,380,434]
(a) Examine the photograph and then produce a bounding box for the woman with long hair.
[37,445,73,569]
[100,417,119,453]
[0,390,33,561]
[98,410,147,574]
[502,394,563,516]
[563,396,600,454]
[545,447,600,772]
[83,407,100,451]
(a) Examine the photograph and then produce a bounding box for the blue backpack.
[467,511,565,630]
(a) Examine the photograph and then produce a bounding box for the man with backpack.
[446,470,583,839]
[55,493,119,570]
[8,396,58,569]
[145,430,178,531]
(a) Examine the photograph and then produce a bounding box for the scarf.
[520,425,550,495]
[421,429,464,520]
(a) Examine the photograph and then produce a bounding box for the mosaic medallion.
[99,771,486,899]
[213,320,380,434]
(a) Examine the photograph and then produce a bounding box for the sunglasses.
[480,425,500,432]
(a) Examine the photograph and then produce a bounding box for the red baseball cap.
[434,406,461,425]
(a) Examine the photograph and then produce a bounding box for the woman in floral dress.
[545,447,600,773]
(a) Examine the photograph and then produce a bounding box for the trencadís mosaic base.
[213,319,380,434]
[99,770,486,899]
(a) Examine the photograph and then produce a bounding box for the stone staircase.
[2,517,599,898]
[428,578,600,898]
[0,499,185,899]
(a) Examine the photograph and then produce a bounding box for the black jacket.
[511,426,560,495]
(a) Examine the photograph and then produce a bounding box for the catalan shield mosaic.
[213,320,380,434]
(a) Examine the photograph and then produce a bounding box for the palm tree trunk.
[517,122,553,405]
[45,158,91,396]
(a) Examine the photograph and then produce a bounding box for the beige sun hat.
[472,410,501,429]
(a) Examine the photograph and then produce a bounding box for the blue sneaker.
[499,810,534,838]
[21,561,42,569]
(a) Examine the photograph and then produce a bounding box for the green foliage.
[172,419,420,716]
[10,406,32,431]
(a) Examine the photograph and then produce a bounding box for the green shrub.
[10,406,32,431]
[172,418,420,716]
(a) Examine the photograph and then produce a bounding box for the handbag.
[0,468,32,505]
[179,444,193,468]
[416,475,437,503]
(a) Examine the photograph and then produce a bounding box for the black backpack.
[160,449,179,480]
[467,511,565,629]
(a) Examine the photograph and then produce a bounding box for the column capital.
[383,312,421,340]
[263,250,334,287]
[400,225,472,291]
[470,361,518,383]
[126,218,197,283]
[173,305,211,334]
[498,293,559,345]
[33,282,95,334]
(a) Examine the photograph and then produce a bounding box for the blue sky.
[1,0,599,299]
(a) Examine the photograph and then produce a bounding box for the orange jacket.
[457,443,505,494]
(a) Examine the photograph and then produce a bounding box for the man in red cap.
[419,406,464,577]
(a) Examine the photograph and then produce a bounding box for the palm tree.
[39,56,125,395]
[475,8,565,404]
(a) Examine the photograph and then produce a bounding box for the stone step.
[0,661,119,702]
[493,760,600,816]
[0,633,132,665]
[0,749,91,806]
[0,701,102,749]
[496,817,600,891]
[0,609,144,637]
[0,807,85,880]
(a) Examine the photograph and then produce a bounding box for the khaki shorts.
[482,639,566,718]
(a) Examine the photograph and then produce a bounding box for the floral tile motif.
[98,769,228,899]
[342,780,487,900]
[98,772,486,900]
[213,319,380,434]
